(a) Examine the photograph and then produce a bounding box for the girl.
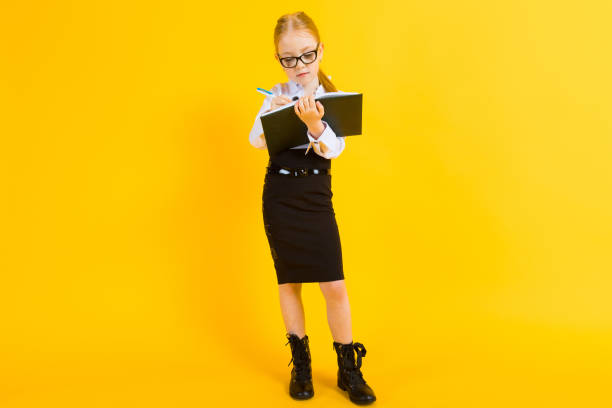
[249,11,376,405]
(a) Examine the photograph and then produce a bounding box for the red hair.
[273,11,338,92]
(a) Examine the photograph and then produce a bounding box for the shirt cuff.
[306,121,340,153]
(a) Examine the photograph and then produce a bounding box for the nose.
[295,58,306,69]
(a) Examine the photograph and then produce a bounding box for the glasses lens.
[302,51,316,64]
[281,57,297,68]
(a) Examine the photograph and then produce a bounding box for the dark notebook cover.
[260,92,362,156]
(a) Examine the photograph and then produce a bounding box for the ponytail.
[318,68,337,92]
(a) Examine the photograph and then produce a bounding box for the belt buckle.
[293,168,307,177]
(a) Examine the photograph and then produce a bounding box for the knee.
[319,280,347,303]
[279,282,302,296]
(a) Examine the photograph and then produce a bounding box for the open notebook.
[260,91,363,156]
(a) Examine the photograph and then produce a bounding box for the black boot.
[285,333,314,400]
[333,340,376,405]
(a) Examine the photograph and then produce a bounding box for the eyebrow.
[280,45,315,56]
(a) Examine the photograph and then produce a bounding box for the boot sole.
[290,391,314,400]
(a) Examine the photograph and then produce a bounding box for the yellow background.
[1,1,611,406]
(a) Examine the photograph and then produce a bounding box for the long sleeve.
[249,97,272,150]
[249,84,282,150]
[305,120,346,159]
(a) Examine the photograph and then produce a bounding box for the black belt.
[266,163,331,177]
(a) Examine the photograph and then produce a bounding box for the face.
[275,31,323,87]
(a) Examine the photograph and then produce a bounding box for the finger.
[316,100,324,115]
[305,96,312,111]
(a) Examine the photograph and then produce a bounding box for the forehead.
[278,31,318,56]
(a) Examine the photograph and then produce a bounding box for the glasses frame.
[277,43,320,68]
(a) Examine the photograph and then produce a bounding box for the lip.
[297,72,308,77]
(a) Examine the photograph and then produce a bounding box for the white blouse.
[249,79,346,159]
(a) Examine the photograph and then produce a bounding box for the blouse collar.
[288,78,325,97]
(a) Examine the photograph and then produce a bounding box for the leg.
[278,282,306,338]
[322,280,376,404]
[319,279,352,344]
[280,282,314,400]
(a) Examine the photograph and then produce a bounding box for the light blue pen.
[256,87,274,96]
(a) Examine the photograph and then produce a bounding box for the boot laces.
[341,342,367,386]
[285,335,311,381]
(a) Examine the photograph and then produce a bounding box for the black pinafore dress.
[262,148,344,284]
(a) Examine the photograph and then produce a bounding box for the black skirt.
[262,148,344,284]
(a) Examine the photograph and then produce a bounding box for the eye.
[302,51,316,62]
[280,57,297,67]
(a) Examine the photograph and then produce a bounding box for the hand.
[268,94,292,111]
[294,94,324,128]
